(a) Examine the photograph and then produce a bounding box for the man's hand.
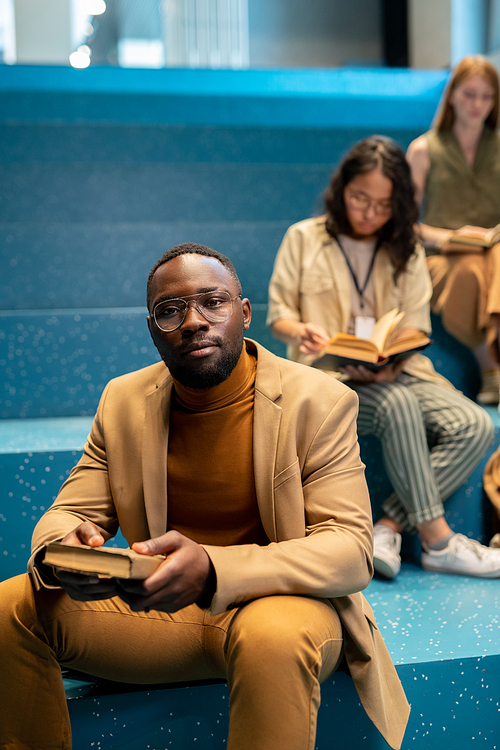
[116,531,214,613]
[53,521,119,602]
[60,520,105,548]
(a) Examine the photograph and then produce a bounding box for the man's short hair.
[147,243,242,312]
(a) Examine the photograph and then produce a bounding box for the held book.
[311,308,431,373]
[444,223,500,253]
[44,542,165,579]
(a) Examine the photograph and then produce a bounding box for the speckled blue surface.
[0,307,283,419]
[62,569,500,750]
[367,564,500,664]
[0,417,93,454]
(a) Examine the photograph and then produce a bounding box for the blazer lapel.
[251,343,283,543]
[142,370,174,539]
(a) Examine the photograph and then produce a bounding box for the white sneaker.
[421,534,500,578]
[373,525,402,579]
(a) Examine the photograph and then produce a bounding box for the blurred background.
[1,0,500,70]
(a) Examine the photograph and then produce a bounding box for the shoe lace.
[451,534,489,560]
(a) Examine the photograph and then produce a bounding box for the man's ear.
[242,298,252,331]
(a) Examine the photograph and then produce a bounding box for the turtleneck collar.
[172,343,257,412]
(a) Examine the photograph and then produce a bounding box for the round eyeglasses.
[153,291,241,332]
[346,189,392,216]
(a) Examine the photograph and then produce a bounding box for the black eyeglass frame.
[152,291,242,332]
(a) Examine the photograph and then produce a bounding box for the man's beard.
[163,337,244,389]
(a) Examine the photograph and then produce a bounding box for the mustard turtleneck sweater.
[167,344,269,547]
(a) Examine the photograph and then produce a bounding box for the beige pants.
[427,244,500,351]
[0,574,343,750]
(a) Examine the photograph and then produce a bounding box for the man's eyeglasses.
[346,189,392,216]
[153,291,241,332]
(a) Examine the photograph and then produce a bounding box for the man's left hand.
[115,530,214,613]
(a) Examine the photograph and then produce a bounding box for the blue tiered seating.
[1,65,499,749]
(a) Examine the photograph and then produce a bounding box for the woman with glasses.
[407,55,500,405]
[267,135,499,580]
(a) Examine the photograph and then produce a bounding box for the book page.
[368,309,405,353]
[383,332,431,357]
[323,332,379,355]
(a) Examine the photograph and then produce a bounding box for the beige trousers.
[427,244,500,351]
[0,574,343,750]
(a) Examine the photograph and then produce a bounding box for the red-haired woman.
[407,55,500,404]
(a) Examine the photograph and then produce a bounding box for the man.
[0,243,409,750]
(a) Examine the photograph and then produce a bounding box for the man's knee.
[226,595,342,678]
[0,574,34,621]
[0,574,40,651]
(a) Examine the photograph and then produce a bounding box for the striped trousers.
[348,374,494,531]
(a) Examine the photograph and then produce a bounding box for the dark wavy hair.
[324,135,418,281]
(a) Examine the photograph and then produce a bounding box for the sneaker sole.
[373,556,400,579]
[421,559,500,578]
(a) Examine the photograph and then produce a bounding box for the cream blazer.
[268,216,451,386]
[29,340,409,749]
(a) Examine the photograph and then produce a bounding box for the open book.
[44,542,165,579]
[444,223,500,253]
[311,308,431,372]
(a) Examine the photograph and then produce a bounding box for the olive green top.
[424,127,500,230]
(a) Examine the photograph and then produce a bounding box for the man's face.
[147,254,251,388]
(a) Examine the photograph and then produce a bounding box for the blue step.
[0,163,333,225]
[0,305,284,419]
[0,307,480,421]
[0,65,448,130]
[0,221,290,310]
[60,565,500,750]
[0,122,423,167]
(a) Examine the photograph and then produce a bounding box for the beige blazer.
[268,216,451,386]
[29,340,409,749]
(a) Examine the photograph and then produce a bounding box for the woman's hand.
[298,323,330,355]
[453,225,490,240]
[270,319,330,355]
[340,360,405,383]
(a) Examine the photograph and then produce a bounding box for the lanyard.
[336,236,381,310]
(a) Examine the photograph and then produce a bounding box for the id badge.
[355,315,376,339]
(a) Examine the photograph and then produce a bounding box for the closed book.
[44,542,164,579]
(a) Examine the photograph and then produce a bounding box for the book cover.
[44,542,165,579]
[312,341,430,372]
